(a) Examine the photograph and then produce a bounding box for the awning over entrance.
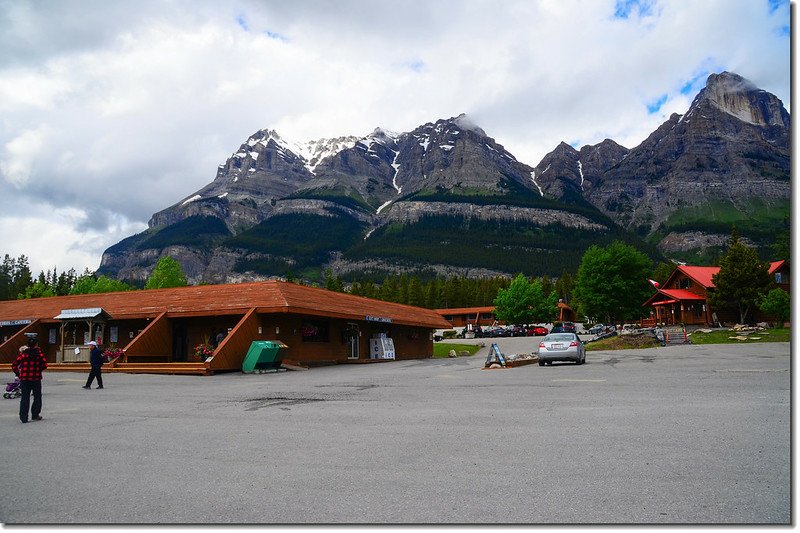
[54,308,111,320]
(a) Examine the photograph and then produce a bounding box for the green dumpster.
[242,340,288,373]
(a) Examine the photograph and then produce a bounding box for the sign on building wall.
[0,319,33,327]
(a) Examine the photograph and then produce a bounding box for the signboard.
[0,319,33,327]
[370,337,396,359]
[366,315,392,323]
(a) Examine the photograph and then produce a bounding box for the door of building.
[172,323,187,362]
[347,324,360,360]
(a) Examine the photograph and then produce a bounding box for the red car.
[526,326,549,336]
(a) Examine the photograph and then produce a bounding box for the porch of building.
[640,299,711,328]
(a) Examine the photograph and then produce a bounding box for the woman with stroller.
[11,336,48,423]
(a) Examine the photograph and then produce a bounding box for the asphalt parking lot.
[0,340,790,525]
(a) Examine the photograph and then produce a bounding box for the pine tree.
[13,255,32,299]
[407,277,424,307]
[710,231,773,324]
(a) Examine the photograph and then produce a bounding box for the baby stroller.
[4,377,21,399]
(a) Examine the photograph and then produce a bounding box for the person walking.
[11,336,48,423]
[82,341,104,389]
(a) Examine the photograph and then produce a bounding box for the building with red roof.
[642,260,789,326]
[0,281,451,375]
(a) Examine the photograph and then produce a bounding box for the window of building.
[775,272,783,284]
[676,278,692,289]
[300,320,330,343]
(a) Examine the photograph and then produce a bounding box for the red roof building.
[0,281,451,375]
[642,260,789,327]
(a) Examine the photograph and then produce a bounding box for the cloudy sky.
[0,0,791,276]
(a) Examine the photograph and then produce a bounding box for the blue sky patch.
[679,58,726,95]
[408,60,426,73]
[265,30,288,42]
[236,14,249,32]
[768,0,788,13]
[614,0,657,19]
[647,94,668,114]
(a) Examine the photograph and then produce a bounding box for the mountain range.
[98,72,790,285]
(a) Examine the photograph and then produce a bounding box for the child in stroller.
[4,344,26,399]
[4,376,21,399]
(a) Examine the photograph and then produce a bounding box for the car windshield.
[544,333,575,342]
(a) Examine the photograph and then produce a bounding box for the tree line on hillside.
[0,255,186,300]
[1,232,787,326]
[324,269,580,310]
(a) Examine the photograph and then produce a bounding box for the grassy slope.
[586,328,790,351]
[433,343,482,358]
[688,328,790,344]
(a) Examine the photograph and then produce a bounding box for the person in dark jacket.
[82,341,104,389]
[11,336,48,423]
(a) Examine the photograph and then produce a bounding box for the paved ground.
[0,340,790,525]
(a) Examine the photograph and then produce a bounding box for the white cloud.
[0,125,51,187]
[0,0,791,275]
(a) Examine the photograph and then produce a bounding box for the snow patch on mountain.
[182,194,202,206]
[531,171,543,196]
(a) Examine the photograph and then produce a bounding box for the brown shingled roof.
[0,281,451,329]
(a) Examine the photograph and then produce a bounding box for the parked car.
[526,325,549,336]
[588,324,605,335]
[460,324,484,338]
[484,326,508,338]
[509,325,528,337]
[538,333,586,366]
[561,321,577,333]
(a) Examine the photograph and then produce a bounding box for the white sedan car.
[538,333,586,366]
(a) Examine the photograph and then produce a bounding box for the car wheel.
[538,360,545,366]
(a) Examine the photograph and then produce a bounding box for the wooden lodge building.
[435,307,497,327]
[435,301,577,328]
[0,281,451,376]
[642,260,789,327]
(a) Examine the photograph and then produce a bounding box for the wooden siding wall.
[389,325,433,360]
[124,312,171,359]
[245,315,433,365]
[0,320,46,363]
[256,314,348,364]
[673,273,709,299]
[443,314,496,327]
[208,308,262,372]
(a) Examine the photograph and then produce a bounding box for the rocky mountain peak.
[102,70,789,285]
[692,71,789,127]
[451,113,486,136]
[300,135,359,173]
